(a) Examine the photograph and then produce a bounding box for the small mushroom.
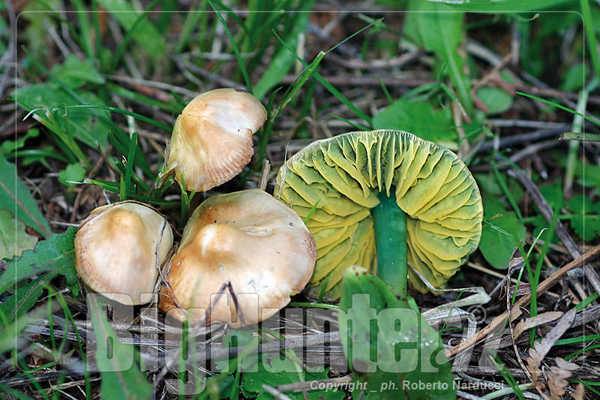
[75,201,173,305]
[162,88,267,192]
[275,130,483,300]
[159,189,316,327]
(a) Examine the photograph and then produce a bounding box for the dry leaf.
[514,311,563,341]
[548,357,578,400]
[572,382,585,400]
[526,309,577,398]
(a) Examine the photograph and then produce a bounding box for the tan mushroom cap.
[75,201,174,305]
[274,130,483,300]
[165,88,267,192]
[159,189,316,327]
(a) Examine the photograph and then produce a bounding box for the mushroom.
[161,88,268,192]
[75,201,173,305]
[159,189,316,327]
[274,129,483,300]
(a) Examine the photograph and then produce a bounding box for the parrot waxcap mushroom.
[159,189,316,327]
[163,88,267,192]
[75,201,174,305]
[274,129,483,300]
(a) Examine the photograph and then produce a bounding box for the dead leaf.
[548,357,578,400]
[513,311,563,341]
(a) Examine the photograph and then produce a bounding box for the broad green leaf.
[567,194,600,241]
[95,0,166,60]
[561,63,586,92]
[539,182,566,211]
[565,159,600,191]
[88,295,153,400]
[373,99,456,146]
[408,3,462,55]
[241,357,343,400]
[0,152,51,237]
[59,163,87,187]
[338,266,456,400]
[214,328,260,373]
[13,84,111,150]
[0,273,54,328]
[479,192,526,269]
[51,55,105,89]
[404,1,471,111]
[0,227,78,296]
[1,128,39,155]
[0,209,38,260]
[442,0,574,12]
[253,9,311,100]
[476,87,513,115]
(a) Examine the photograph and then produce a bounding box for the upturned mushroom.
[161,88,267,192]
[159,189,316,327]
[275,129,483,300]
[75,201,174,305]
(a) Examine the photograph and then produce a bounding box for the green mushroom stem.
[371,189,408,299]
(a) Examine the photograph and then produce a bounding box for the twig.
[106,75,199,99]
[262,384,294,400]
[280,75,433,87]
[174,58,245,90]
[326,51,423,70]
[478,128,567,152]
[487,120,570,130]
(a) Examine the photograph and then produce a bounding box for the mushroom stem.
[371,189,408,299]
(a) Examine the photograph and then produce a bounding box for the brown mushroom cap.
[165,88,267,192]
[159,189,316,327]
[75,201,173,305]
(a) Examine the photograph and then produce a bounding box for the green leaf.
[88,295,153,400]
[476,87,513,115]
[442,0,574,12]
[373,99,456,146]
[0,227,78,296]
[561,63,586,92]
[404,1,471,112]
[566,194,600,241]
[215,329,260,373]
[338,266,456,400]
[95,0,166,60]
[0,208,38,260]
[0,152,51,237]
[479,193,526,269]
[241,357,342,400]
[51,55,105,89]
[1,128,39,155]
[59,163,87,187]
[13,83,111,151]
[253,10,311,100]
[0,274,54,328]
[539,182,565,211]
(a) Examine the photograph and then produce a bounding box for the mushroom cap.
[159,189,316,327]
[165,88,267,192]
[274,130,483,300]
[75,201,174,305]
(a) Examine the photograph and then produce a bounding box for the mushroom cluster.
[74,88,315,327]
[274,129,483,300]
